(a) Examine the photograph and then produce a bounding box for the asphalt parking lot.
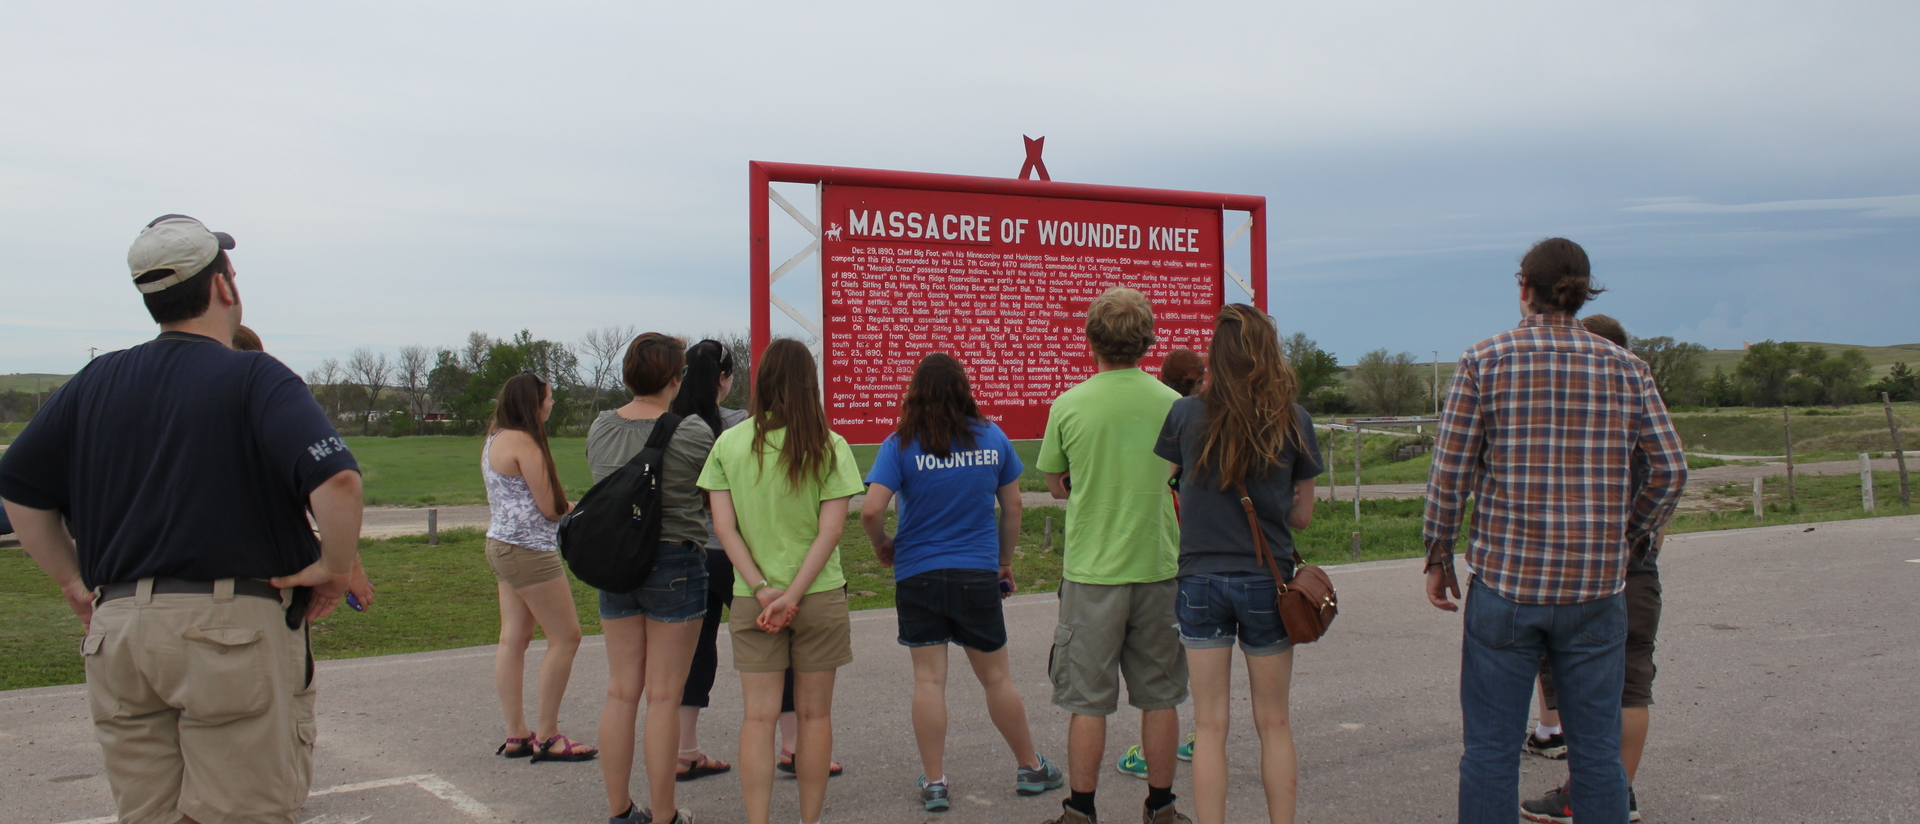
[5,514,1916,823]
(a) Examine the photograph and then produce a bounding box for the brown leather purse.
[1240,493,1338,644]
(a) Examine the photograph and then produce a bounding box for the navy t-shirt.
[864,420,1023,581]
[0,332,358,587]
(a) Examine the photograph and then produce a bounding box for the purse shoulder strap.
[1237,484,1309,591]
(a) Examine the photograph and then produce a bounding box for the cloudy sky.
[3,0,1916,377]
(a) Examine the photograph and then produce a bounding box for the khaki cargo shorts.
[83,580,315,824]
[485,537,566,590]
[1050,579,1190,716]
[729,588,854,673]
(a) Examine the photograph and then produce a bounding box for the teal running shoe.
[1116,744,1149,779]
[918,776,950,812]
[1017,754,1065,795]
[1177,733,1195,762]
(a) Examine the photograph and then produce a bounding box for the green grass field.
[6,467,1912,691]
[1669,403,1920,458]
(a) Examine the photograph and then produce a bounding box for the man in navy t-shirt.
[0,215,368,824]
[857,356,1065,809]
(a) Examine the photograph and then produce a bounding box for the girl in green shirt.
[698,339,864,824]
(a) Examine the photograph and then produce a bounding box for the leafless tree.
[346,347,392,434]
[1349,349,1426,415]
[396,345,433,417]
[462,331,493,373]
[305,357,346,421]
[578,325,637,420]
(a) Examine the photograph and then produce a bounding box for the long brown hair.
[1196,304,1303,490]
[491,372,568,514]
[749,339,834,489]
[896,352,981,459]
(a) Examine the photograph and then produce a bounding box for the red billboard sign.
[751,162,1265,444]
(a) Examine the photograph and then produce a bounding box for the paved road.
[351,456,1916,539]
[6,514,1917,823]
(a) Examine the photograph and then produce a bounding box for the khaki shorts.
[729,588,854,673]
[486,537,565,590]
[83,580,315,824]
[1541,571,1662,709]
[1050,579,1190,716]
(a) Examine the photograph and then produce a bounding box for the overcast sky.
[3,1,1916,377]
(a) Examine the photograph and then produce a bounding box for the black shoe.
[1524,732,1568,759]
[1629,787,1641,822]
[1519,784,1571,824]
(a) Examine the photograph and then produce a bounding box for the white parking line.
[55,773,498,824]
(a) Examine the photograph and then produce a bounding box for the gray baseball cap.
[128,214,235,293]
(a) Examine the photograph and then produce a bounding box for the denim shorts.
[1175,572,1293,656]
[896,568,1007,652]
[598,542,709,623]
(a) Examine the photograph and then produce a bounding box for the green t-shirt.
[1037,368,1182,585]
[697,424,865,596]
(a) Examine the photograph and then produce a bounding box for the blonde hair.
[1085,287,1156,365]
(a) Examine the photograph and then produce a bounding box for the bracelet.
[753,579,771,593]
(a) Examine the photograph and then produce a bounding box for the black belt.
[96,577,283,604]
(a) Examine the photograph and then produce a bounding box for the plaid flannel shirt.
[1422,314,1687,605]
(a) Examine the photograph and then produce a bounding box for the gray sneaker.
[1017,755,1065,796]
[919,776,951,812]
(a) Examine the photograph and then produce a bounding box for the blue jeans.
[1460,577,1628,824]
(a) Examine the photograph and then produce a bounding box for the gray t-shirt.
[1153,397,1322,579]
[586,409,716,548]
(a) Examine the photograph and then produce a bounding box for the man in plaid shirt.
[1422,238,1686,824]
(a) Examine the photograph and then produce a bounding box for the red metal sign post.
[751,157,1266,444]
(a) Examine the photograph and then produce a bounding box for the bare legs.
[907,644,1043,781]
[493,578,584,742]
[1068,707,1175,794]
[910,645,951,779]
[739,671,784,824]
[1190,646,1296,824]
[1141,707,1180,789]
[791,670,838,823]
[1622,706,1650,784]
[598,615,701,818]
[1066,713,1107,795]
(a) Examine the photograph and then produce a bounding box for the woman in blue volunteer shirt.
[858,353,1064,812]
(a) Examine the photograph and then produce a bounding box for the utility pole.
[88,347,99,361]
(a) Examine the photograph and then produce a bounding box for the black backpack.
[557,413,684,592]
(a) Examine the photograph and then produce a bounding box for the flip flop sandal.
[531,733,598,763]
[495,735,536,759]
[776,751,843,777]
[676,754,732,782]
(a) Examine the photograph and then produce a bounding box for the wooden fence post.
[1043,515,1054,553]
[1353,425,1363,522]
[1782,407,1796,506]
[1350,531,1361,560]
[1885,392,1911,507]
[1752,476,1763,521]
[428,507,439,546]
[1861,453,1876,512]
[1326,433,1336,504]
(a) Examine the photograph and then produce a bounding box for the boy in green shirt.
[1036,287,1191,824]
